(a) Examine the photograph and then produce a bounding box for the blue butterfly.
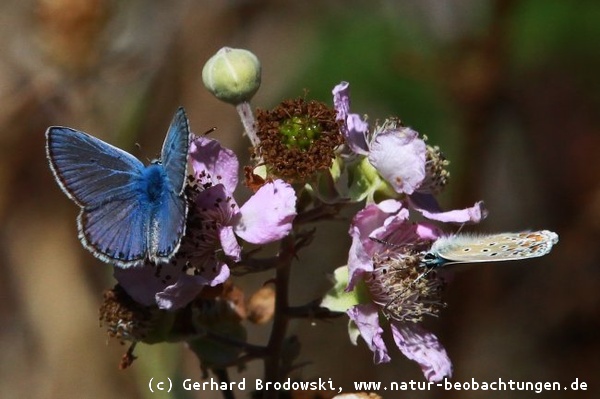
[46,107,190,268]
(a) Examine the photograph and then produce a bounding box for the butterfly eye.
[423,253,436,260]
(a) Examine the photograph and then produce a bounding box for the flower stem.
[286,300,345,319]
[262,235,295,399]
[236,101,260,147]
[204,330,266,356]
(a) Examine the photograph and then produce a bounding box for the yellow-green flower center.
[279,116,322,151]
[253,97,343,182]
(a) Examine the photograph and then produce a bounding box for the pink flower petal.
[415,222,444,241]
[346,228,374,291]
[234,180,296,244]
[155,274,210,310]
[155,264,230,310]
[413,199,488,224]
[208,263,231,286]
[347,200,408,291]
[369,128,426,195]
[190,136,239,192]
[390,322,452,382]
[345,114,370,155]
[219,225,241,262]
[194,184,239,222]
[333,81,369,154]
[353,199,406,245]
[114,265,168,306]
[348,304,391,364]
[333,81,351,120]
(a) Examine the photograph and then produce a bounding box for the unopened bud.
[202,47,261,104]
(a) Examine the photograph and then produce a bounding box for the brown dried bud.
[246,285,275,324]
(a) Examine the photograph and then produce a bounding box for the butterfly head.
[420,251,447,267]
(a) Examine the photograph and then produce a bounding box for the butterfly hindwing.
[151,189,188,262]
[79,194,150,266]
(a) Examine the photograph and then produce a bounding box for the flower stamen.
[420,139,450,195]
[368,253,445,323]
[255,98,343,181]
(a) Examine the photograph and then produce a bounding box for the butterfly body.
[46,107,190,268]
[139,163,169,201]
[421,230,559,268]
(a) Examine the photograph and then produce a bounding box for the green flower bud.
[202,47,261,104]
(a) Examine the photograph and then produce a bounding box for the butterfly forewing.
[46,127,145,207]
[161,107,190,194]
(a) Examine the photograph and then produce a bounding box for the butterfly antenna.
[412,266,434,284]
[133,142,153,163]
[133,142,145,158]
[203,127,217,136]
[370,237,428,255]
[455,222,466,235]
[369,237,398,248]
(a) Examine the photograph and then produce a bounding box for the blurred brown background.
[1,0,599,398]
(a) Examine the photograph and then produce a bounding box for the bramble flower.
[332,82,426,198]
[114,136,297,311]
[323,200,456,382]
[331,82,486,224]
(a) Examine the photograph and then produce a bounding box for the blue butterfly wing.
[46,127,145,207]
[150,189,188,263]
[160,107,190,193]
[79,194,150,266]
[47,127,152,267]
[144,107,190,263]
